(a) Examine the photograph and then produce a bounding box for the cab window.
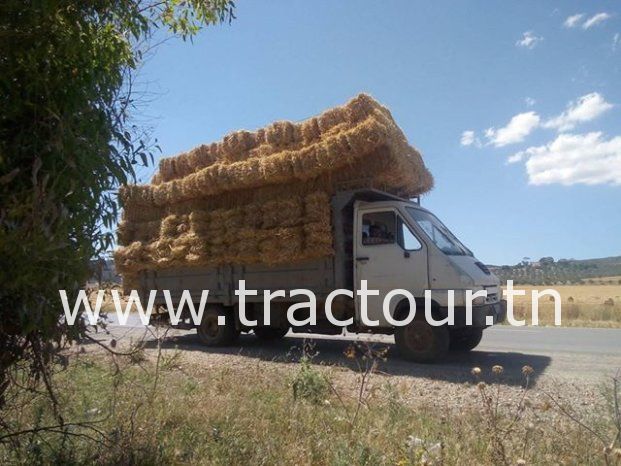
[361,211,396,245]
[397,216,422,251]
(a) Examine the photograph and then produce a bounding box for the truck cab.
[349,193,506,361]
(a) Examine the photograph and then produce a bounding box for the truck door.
[354,206,428,327]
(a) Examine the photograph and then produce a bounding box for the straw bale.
[160,215,187,238]
[119,94,431,211]
[222,208,246,231]
[317,107,346,133]
[121,203,163,223]
[113,242,149,273]
[116,222,134,246]
[241,205,263,229]
[259,227,303,264]
[301,118,321,144]
[260,197,304,229]
[303,222,333,256]
[117,220,162,245]
[116,94,433,282]
[206,229,227,247]
[170,243,189,261]
[229,228,261,262]
[304,192,331,223]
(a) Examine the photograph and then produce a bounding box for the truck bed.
[139,257,337,306]
[136,190,408,308]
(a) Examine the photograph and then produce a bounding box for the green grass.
[1,353,619,465]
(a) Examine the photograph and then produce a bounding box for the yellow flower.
[343,345,356,359]
[471,367,482,376]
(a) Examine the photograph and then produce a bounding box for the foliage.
[490,256,621,285]
[291,356,330,404]
[0,0,235,406]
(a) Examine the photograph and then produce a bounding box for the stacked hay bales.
[115,94,433,288]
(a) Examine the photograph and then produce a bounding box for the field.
[1,343,620,466]
[506,283,621,327]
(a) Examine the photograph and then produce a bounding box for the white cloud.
[507,153,524,164]
[510,132,621,186]
[613,33,620,52]
[543,92,613,131]
[564,13,585,28]
[485,111,541,147]
[470,92,614,153]
[582,12,612,29]
[516,31,543,49]
[460,130,475,146]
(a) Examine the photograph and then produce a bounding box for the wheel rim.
[404,322,434,352]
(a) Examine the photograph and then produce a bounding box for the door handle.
[356,256,369,261]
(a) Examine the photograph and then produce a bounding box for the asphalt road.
[98,314,621,385]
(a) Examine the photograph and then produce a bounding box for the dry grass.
[1,348,620,465]
[582,276,621,285]
[505,284,621,327]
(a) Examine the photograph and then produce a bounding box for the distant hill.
[488,256,621,285]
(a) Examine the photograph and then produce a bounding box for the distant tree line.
[489,256,621,286]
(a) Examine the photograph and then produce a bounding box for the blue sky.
[136,1,621,265]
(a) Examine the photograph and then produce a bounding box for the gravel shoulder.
[82,322,621,412]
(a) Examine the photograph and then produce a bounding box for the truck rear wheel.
[394,319,449,363]
[254,326,289,341]
[197,306,239,346]
[449,328,483,352]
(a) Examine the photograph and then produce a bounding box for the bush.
[291,356,330,404]
[0,0,234,407]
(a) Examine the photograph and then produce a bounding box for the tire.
[394,318,450,363]
[253,325,289,341]
[449,328,483,352]
[196,306,239,346]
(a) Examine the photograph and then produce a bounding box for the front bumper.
[440,299,507,328]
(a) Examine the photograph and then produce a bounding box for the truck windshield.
[405,207,472,256]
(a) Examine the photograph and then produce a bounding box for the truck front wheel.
[197,306,239,346]
[394,319,449,363]
[449,328,483,352]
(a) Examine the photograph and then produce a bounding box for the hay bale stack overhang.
[115,94,433,285]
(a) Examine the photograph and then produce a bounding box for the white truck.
[139,189,506,363]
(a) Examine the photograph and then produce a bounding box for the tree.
[0,0,235,407]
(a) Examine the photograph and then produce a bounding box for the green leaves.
[156,0,236,40]
[0,0,235,402]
